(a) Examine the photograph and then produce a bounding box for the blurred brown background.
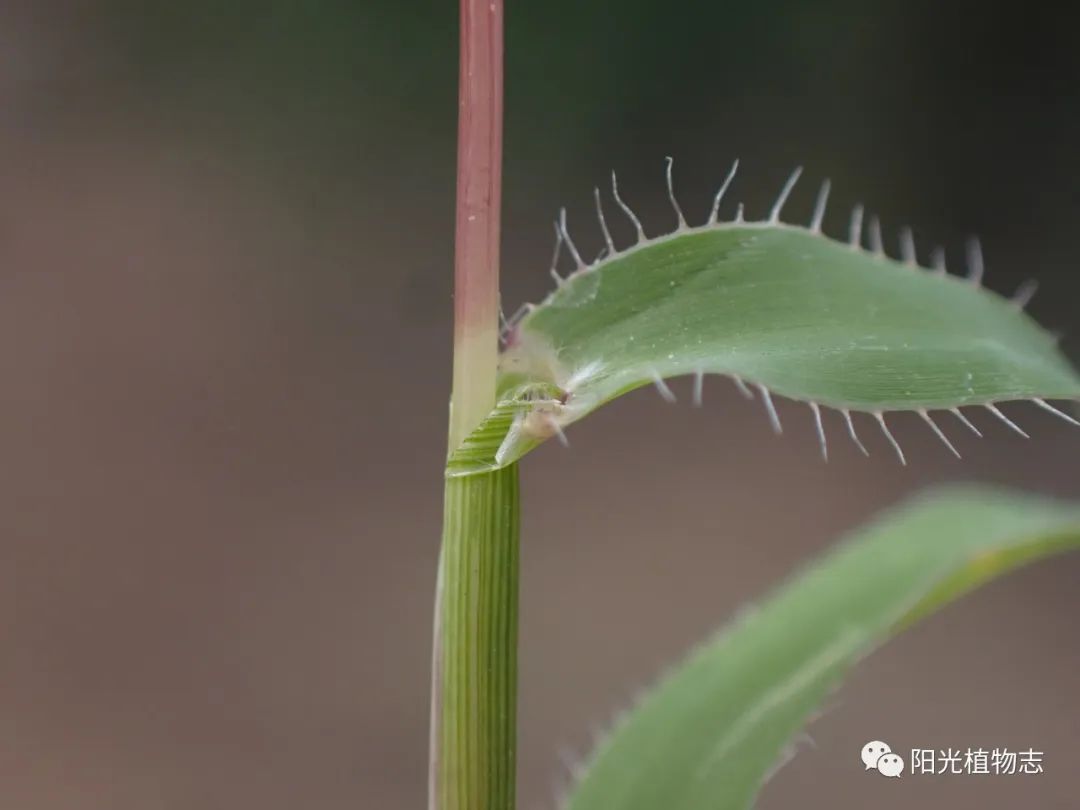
[0,2,1078,808]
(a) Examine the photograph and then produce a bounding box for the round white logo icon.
[861,740,904,777]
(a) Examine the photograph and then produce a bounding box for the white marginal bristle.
[985,403,1028,438]
[809,401,828,461]
[949,407,982,437]
[549,220,565,284]
[1012,279,1038,310]
[732,376,755,399]
[899,226,917,266]
[869,215,884,256]
[708,159,740,225]
[810,179,831,233]
[611,170,646,242]
[758,385,783,434]
[665,156,688,230]
[558,207,586,269]
[692,370,704,407]
[966,236,984,285]
[651,372,676,404]
[919,409,961,458]
[561,359,606,393]
[848,204,864,248]
[555,744,577,776]
[550,417,570,447]
[1032,397,1080,427]
[875,411,907,465]
[593,187,616,257]
[930,246,947,275]
[769,166,803,223]
[842,409,870,456]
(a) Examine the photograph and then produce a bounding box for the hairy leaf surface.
[448,216,1079,475]
[564,486,1080,810]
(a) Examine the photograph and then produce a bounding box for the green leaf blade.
[522,225,1078,407]
[564,486,1080,810]
[450,222,1079,474]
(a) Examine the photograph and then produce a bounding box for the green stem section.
[435,1,510,806]
[433,464,520,810]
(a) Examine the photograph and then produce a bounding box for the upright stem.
[449,0,503,449]
[433,467,520,810]
[431,2,518,810]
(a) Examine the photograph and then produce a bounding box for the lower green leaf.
[564,485,1080,810]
